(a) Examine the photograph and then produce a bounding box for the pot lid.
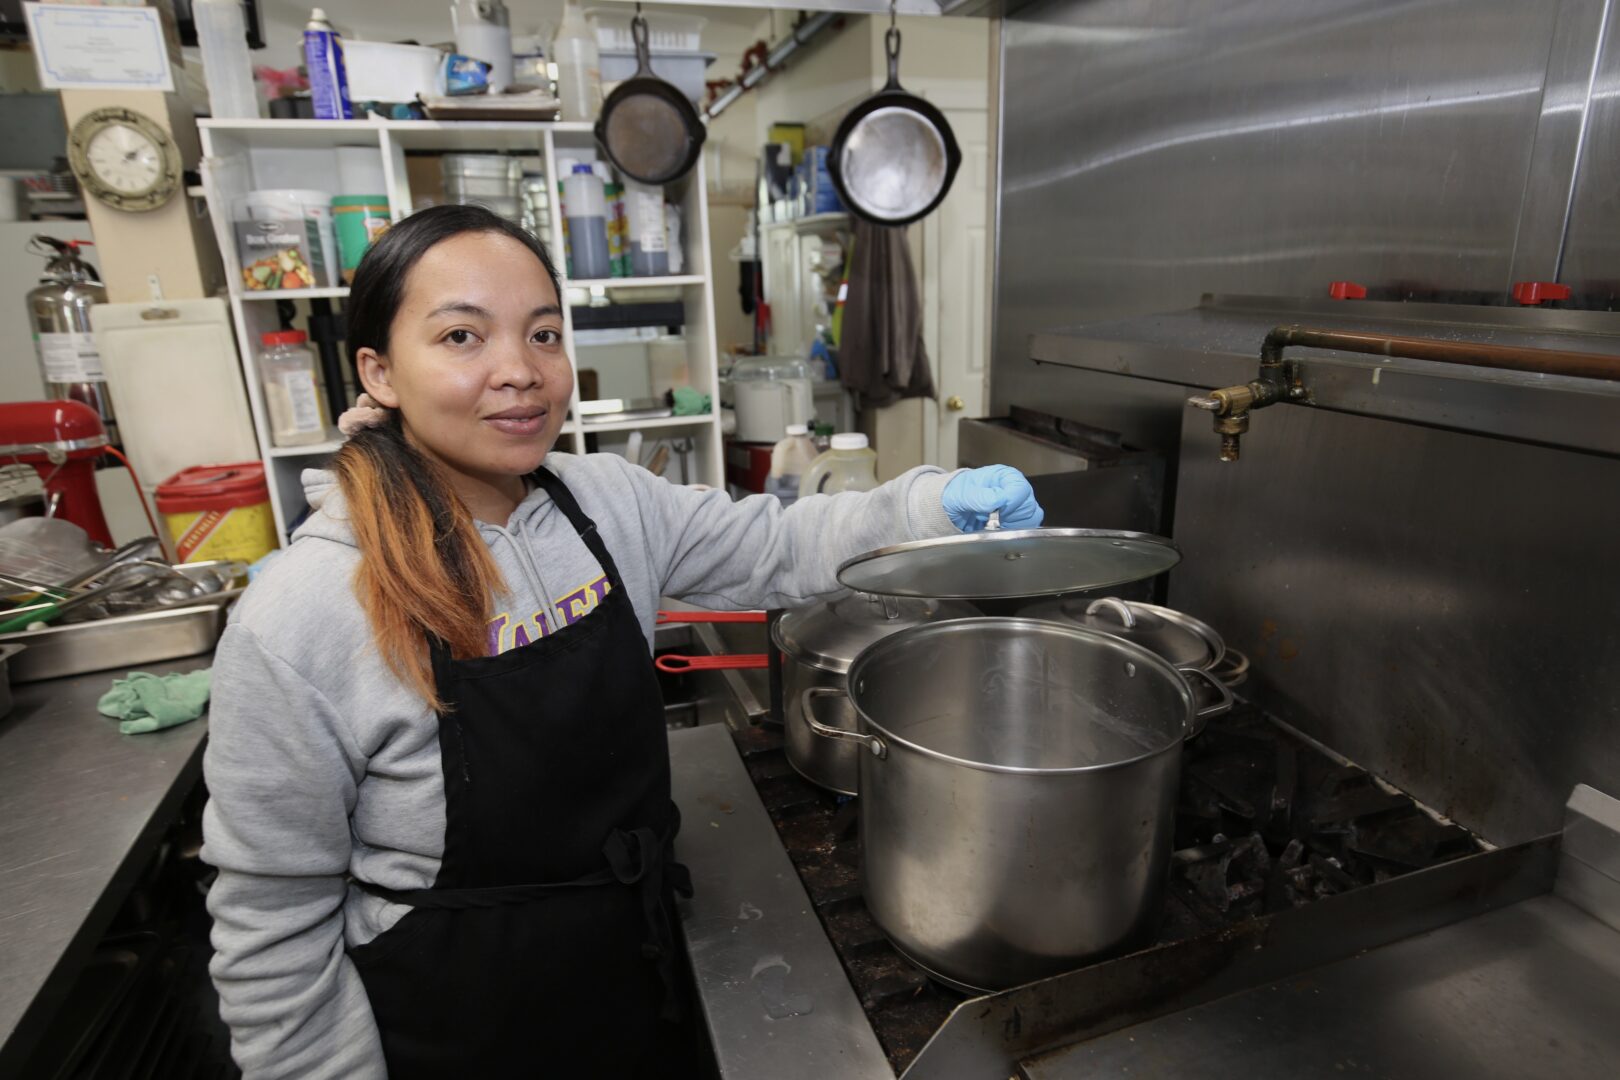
[772,593,977,672]
[836,528,1181,601]
[1018,596,1223,670]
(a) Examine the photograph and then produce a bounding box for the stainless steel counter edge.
[0,657,212,1074]
[1028,295,1620,456]
[669,723,892,1079]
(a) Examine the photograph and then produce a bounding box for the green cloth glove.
[97,669,212,735]
[671,386,711,416]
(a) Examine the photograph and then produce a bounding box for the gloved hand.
[942,465,1044,532]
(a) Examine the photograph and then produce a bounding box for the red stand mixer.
[0,400,123,547]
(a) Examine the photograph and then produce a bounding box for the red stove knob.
[1512,281,1571,305]
[1328,281,1367,300]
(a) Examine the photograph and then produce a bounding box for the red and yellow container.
[155,463,279,564]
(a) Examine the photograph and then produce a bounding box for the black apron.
[347,467,691,1078]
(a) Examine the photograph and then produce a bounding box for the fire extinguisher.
[27,235,116,447]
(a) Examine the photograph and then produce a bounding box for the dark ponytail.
[330,205,562,707]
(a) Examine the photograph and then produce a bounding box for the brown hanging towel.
[838,219,936,407]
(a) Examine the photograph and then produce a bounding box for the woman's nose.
[490,338,543,389]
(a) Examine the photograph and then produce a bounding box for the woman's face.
[357,231,572,486]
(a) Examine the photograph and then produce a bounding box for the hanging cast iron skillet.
[595,14,706,185]
[828,27,962,227]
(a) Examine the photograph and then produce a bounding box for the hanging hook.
[889,0,897,32]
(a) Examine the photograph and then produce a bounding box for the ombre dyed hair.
[330,205,562,709]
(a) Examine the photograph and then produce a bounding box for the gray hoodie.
[201,452,957,1079]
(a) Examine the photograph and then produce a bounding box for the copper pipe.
[1190,322,1620,461]
[1262,326,1620,382]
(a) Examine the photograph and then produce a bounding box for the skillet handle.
[884,26,902,90]
[801,686,887,760]
[632,13,654,77]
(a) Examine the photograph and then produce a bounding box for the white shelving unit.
[198,118,726,544]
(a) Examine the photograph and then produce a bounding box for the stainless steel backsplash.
[993,0,1620,842]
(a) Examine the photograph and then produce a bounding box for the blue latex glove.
[942,465,1044,532]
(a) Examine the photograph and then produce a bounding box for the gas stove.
[729,703,1491,1075]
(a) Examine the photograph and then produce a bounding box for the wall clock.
[67,107,183,213]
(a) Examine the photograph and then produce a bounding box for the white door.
[919,109,991,470]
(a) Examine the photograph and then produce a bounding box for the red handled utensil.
[656,610,767,625]
[655,653,770,673]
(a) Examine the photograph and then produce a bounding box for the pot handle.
[1179,665,1235,732]
[1084,596,1138,628]
[800,686,887,760]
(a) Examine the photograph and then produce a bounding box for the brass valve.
[1187,333,1307,461]
[1187,390,1254,463]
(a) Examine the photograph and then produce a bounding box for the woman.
[202,204,1042,1078]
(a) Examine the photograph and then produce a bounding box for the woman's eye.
[444,329,479,346]
[533,329,561,346]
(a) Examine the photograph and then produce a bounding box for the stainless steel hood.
[1029,294,1620,458]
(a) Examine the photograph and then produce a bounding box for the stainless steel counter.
[0,657,210,1072]
[1021,892,1620,1078]
[669,723,891,1079]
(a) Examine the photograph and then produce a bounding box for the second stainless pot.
[804,617,1231,992]
[772,594,975,795]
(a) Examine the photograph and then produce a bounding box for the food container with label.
[331,195,390,282]
[234,189,338,291]
[257,329,328,447]
[155,463,279,564]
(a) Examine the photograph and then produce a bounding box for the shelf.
[236,286,351,301]
[198,118,385,149]
[765,212,853,235]
[574,414,714,435]
[569,276,705,290]
[267,439,344,457]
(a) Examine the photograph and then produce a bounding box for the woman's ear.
[357,347,400,409]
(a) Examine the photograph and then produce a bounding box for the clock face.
[68,107,182,213]
[85,124,164,195]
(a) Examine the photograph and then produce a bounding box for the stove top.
[729,703,1485,1075]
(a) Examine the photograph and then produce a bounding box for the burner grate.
[729,704,1482,1075]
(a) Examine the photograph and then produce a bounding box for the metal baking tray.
[0,593,240,684]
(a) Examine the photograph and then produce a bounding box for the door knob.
[945,395,965,411]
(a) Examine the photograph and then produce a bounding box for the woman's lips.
[484,409,547,436]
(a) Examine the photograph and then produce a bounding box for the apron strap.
[531,466,629,590]
[356,805,693,1019]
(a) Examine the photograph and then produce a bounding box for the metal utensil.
[56,536,164,592]
[1,599,235,683]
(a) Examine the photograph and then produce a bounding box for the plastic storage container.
[331,196,389,282]
[767,423,819,506]
[258,330,327,447]
[799,433,878,498]
[725,355,814,443]
[622,179,669,277]
[441,154,522,222]
[597,49,715,106]
[155,463,280,564]
[553,0,603,122]
[195,0,259,118]
[564,164,611,280]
